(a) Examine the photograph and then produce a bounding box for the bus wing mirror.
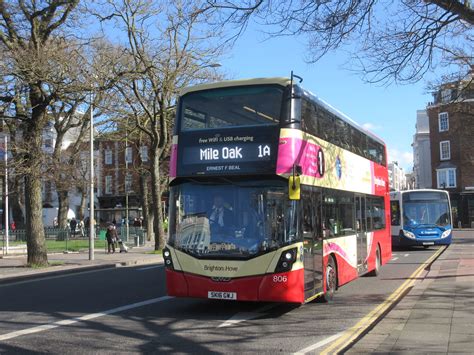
[289,176,301,200]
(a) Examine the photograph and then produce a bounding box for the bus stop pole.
[89,91,95,260]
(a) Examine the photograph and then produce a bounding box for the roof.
[180,77,292,96]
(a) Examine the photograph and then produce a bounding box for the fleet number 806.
[273,275,288,283]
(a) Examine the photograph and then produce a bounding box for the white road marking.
[404,253,409,257]
[391,257,399,261]
[218,304,276,328]
[293,332,344,354]
[0,296,172,341]
[137,265,163,271]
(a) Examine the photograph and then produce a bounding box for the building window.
[125,147,132,164]
[44,138,53,148]
[437,168,456,188]
[105,176,112,194]
[440,141,450,160]
[438,112,449,132]
[140,146,148,162]
[441,89,452,103]
[125,173,133,193]
[105,150,113,165]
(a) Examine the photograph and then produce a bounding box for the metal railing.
[2,227,147,244]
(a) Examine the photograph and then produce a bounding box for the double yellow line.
[320,246,447,354]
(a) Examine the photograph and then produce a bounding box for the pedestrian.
[105,224,118,254]
[10,220,16,231]
[69,218,77,238]
[78,219,85,237]
[133,217,141,227]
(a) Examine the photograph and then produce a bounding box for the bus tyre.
[322,255,337,302]
[368,246,381,277]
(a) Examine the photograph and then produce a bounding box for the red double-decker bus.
[164,76,391,303]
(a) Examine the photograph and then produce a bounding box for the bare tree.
[0,1,81,266]
[205,0,473,84]
[97,0,226,250]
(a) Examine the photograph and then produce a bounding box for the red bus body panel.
[166,269,305,303]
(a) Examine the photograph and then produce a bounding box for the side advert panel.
[176,127,280,177]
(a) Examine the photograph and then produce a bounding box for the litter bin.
[134,235,140,247]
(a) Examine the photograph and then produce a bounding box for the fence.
[1,226,147,247]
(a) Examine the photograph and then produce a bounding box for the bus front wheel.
[322,255,337,302]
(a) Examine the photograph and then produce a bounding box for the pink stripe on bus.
[276,136,323,178]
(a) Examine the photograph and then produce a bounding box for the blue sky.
[219,26,433,172]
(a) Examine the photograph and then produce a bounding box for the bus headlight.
[163,247,174,269]
[441,229,452,239]
[402,230,416,239]
[275,248,297,273]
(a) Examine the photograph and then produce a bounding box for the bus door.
[303,190,323,299]
[355,195,368,274]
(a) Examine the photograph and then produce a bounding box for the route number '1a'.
[258,145,271,158]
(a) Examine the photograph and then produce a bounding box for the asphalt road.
[0,247,441,354]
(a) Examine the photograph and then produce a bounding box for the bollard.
[134,235,139,247]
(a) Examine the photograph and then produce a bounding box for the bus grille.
[211,277,231,282]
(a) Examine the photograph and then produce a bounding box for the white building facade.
[412,110,432,189]
[388,161,407,191]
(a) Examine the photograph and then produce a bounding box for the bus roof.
[180,77,385,146]
[180,77,291,96]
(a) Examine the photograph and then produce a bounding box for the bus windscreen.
[179,85,285,131]
[402,191,450,227]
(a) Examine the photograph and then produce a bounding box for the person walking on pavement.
[106,224,118,253]
[69,218,77,238]
[78,219,85,237]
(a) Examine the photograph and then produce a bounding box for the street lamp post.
[89,91,95,260]
[125,124,129,243]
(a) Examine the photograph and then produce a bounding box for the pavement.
[0,243,163,284]
[347,229,474,354]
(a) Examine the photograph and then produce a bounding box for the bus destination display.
[177,128,279,176]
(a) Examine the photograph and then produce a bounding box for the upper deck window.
[179,85,285,131]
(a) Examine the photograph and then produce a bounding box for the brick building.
[427,76,474,227]
[95,135,150,225]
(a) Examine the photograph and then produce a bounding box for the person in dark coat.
[69,218,77,238]
[105,224,118,253]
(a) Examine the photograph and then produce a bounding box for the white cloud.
[387,148,413,172]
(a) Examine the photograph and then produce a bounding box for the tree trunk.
[150,148,165,250]
[24,87,49,266]
[139,171,153,241]
[25,171,48,266]
[57,190,69,228]
[11,176,25,228]
[78,187,87,220]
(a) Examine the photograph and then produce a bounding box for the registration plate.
[423,242,435,246]
[208,291,237,300]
